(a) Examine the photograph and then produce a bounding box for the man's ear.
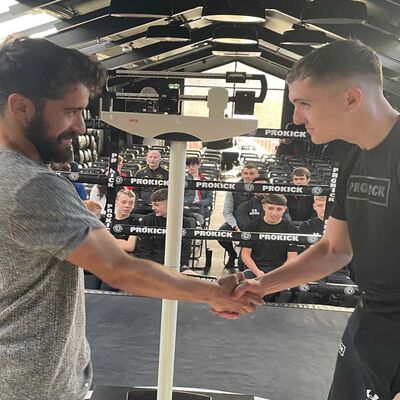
[344,86,363,110]
[8,93,36,124]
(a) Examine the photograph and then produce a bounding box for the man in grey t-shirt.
[0,38,262,400]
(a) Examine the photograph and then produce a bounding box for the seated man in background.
[286,167,316,222]
[236,175,269,231]
[135,188,193,273]
[299,195,327,235]
[133,150,169,214]
[184,156,213,227]
[114,189,138,254]
[241,194,298,279]
[218,164,259,268]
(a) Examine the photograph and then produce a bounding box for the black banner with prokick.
[59,172,331,196]
[112,224,321,245]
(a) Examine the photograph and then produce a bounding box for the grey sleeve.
[184,175,195,206]
[223,192,237,228]
[8,173,105,260]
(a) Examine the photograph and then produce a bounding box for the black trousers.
[217,222,236,255]
[328,299,400,400]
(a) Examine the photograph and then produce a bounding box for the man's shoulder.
[135,166,149,176]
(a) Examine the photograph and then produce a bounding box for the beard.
[24,113,76,164]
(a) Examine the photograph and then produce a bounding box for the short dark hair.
[0,37,106,113]
[151,188,168,203]
[291,167,310,179]
[186,156,200,166]
[253,175,269,183]
[286,39,382,86]
[262,194,287,206]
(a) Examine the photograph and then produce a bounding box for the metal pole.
[156,141,187,400]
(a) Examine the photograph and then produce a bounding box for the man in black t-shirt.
[231,40,400,400]
[135,188,192,273]
[299,195,326,236]
[236,176,269,231]
[241,194,298,278]
[286,167,316,222]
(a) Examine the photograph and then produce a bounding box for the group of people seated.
[219,164,318,268]
[74,149,218,288]
[86,150,213,226]
[55,148,353,299]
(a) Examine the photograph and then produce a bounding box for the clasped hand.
[209,272,265,319]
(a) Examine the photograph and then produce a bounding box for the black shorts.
[328,300,400,400]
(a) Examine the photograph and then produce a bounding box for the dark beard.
[24,114,75,164]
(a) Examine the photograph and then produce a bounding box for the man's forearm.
[111,255,221,303]
[258,239,352,295]
[241,253,263,277]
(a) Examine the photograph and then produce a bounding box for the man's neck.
[0,122,42,163]
[346,102,400,150]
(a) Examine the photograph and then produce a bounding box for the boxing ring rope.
[59,131,342,400]
[60,137,341,400]
[73,72,341,400]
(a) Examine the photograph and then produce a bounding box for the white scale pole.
[156,141,187,400]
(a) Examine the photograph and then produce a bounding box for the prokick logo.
[347,175,390,206]
[366,389,379,400]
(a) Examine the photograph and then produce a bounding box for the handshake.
[208,272,267,320]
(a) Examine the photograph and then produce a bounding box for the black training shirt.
[241,218,299,269]
[331,118,400,308]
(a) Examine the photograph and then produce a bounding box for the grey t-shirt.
[0,148,104,400]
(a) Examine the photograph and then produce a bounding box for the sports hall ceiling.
[7,0,400,106]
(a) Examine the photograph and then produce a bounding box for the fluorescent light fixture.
[301,0,367,24]
[146,25,191,42]
[212,26,258,45]
[281,27,329,46]
[110,0,172,18]
[212,42,261,57]
[203,0,265,23]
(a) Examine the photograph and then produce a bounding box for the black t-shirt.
[134,213,192,267]
[299,217,324,235]
[242,218,299,269]
[113,215,140,241]
[331,118,400,308]
[286,195,316,221]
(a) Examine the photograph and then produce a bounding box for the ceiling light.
[301,0,367,24]
[281,26,329,46]
[109,0,172,18]
[212,43,261,57]
[212,26,258,45]
[202,0,265,23]
[146,25,191,42]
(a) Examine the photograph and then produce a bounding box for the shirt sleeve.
[134,215,155,260]
[286,222,300,252]
[8,173,104,261]
[223,192,237,228]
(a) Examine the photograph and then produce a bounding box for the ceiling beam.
[100,24,217,70]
